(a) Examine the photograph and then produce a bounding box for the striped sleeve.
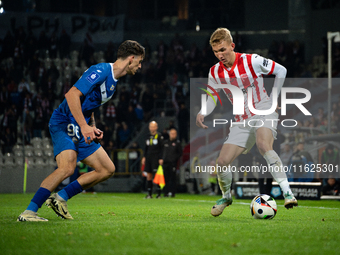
[250,54,276,75]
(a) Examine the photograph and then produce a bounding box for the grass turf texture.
[1,193,339,255]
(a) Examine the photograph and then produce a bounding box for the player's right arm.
[196,71,220,129]
[65,87,100,145]
[66,64,107,144]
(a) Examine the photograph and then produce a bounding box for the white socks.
[217,170,232,199]
[263,150,293,197]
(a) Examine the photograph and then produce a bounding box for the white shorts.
[224,112,279,153]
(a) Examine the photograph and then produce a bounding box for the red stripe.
[268,61,275,75]
[218,64,227,84]
[247,54,261,102]
[211,66,217,83]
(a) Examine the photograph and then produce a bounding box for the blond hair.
[209,28,233,46]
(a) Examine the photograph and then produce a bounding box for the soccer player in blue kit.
[18,40,145,221]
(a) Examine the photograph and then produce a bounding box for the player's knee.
[256,141,270,155]
[105,165,115,178]
[59,166,75,178]
[217,157,231,167]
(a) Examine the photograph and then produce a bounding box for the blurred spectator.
[1,105,18,143]
[35,62,46,92]
[0,85,9,115]
[104,41,115,63]
[322,178,339,195]
[134,103,144,123]
[59,29,71,59]
[46,62,60,82]
[60,79,72,99]
[117,122,131,148]
[288,142,314,182]
[7,79,17,94]
[104,140,117,158]
[32,105,44,138]
[116,94,129,123]
[49,32,59,59]
[79,39,95,67]
[102,125,114,146]
[321,144,339,168]
[162,128,182,197]
[25,30,37,64]
[157,40,168,58]
[177,102,189,143]
[1,127,16,154]
[104,101,116,130]
[317,107,325,123]
[37,31,49,58]
[161,128,169,140]
[126,104,138,132]
[141,87,154,121]
[280,143,293,168]
[18,78,30,94]
[3,31,15,59]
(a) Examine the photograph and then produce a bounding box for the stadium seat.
[45,58,52,69]
[170,16,178,27]
[34,149,44,157]
[42,137,52,144]
[161,16,170,29]
[98,51,104,60]
[29,82,35,91]
[13,144,23,153]
[14,150,23,158]
[24,145,34,157]
[4,154,15,166]
[43,149,54,159]
[71,50,79,61]
[0,158,4,169]
[54,58,61,66]
[31,137,42,147]
[43,143,53,150]
[64,66,71,76]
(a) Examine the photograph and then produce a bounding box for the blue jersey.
[49,62,118,161]
[54,62,118,122]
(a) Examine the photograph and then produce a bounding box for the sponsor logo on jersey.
[86,71,100,84]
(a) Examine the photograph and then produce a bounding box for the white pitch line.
[174,199,339,210]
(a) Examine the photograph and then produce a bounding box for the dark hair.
[117,40,145,59]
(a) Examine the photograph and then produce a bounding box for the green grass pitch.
[1,193,339,255]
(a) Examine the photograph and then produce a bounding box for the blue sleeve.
[74,63,110,96]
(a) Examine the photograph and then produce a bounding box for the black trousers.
[258,178,273,195]
[163,162,177,195]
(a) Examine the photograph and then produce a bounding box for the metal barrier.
[110,149,144,176]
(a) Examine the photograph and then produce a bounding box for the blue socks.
[58,180,83,202]
[26,181,83,212]
[27,187,51,212]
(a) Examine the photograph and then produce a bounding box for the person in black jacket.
[162,128,182,197]
[141,121,164,198]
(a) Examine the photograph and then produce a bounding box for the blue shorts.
[49,111,101,162]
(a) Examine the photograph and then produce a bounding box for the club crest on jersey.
[86,71,100,84]
[110,85,115,91]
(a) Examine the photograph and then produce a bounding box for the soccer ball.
[250,194,277,219]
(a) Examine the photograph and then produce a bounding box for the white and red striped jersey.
[208,52,281,122]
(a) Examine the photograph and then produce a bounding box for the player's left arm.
[89,112,103,143]
[251,54,287,101]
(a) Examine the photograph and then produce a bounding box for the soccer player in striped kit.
[196,28,298,217]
